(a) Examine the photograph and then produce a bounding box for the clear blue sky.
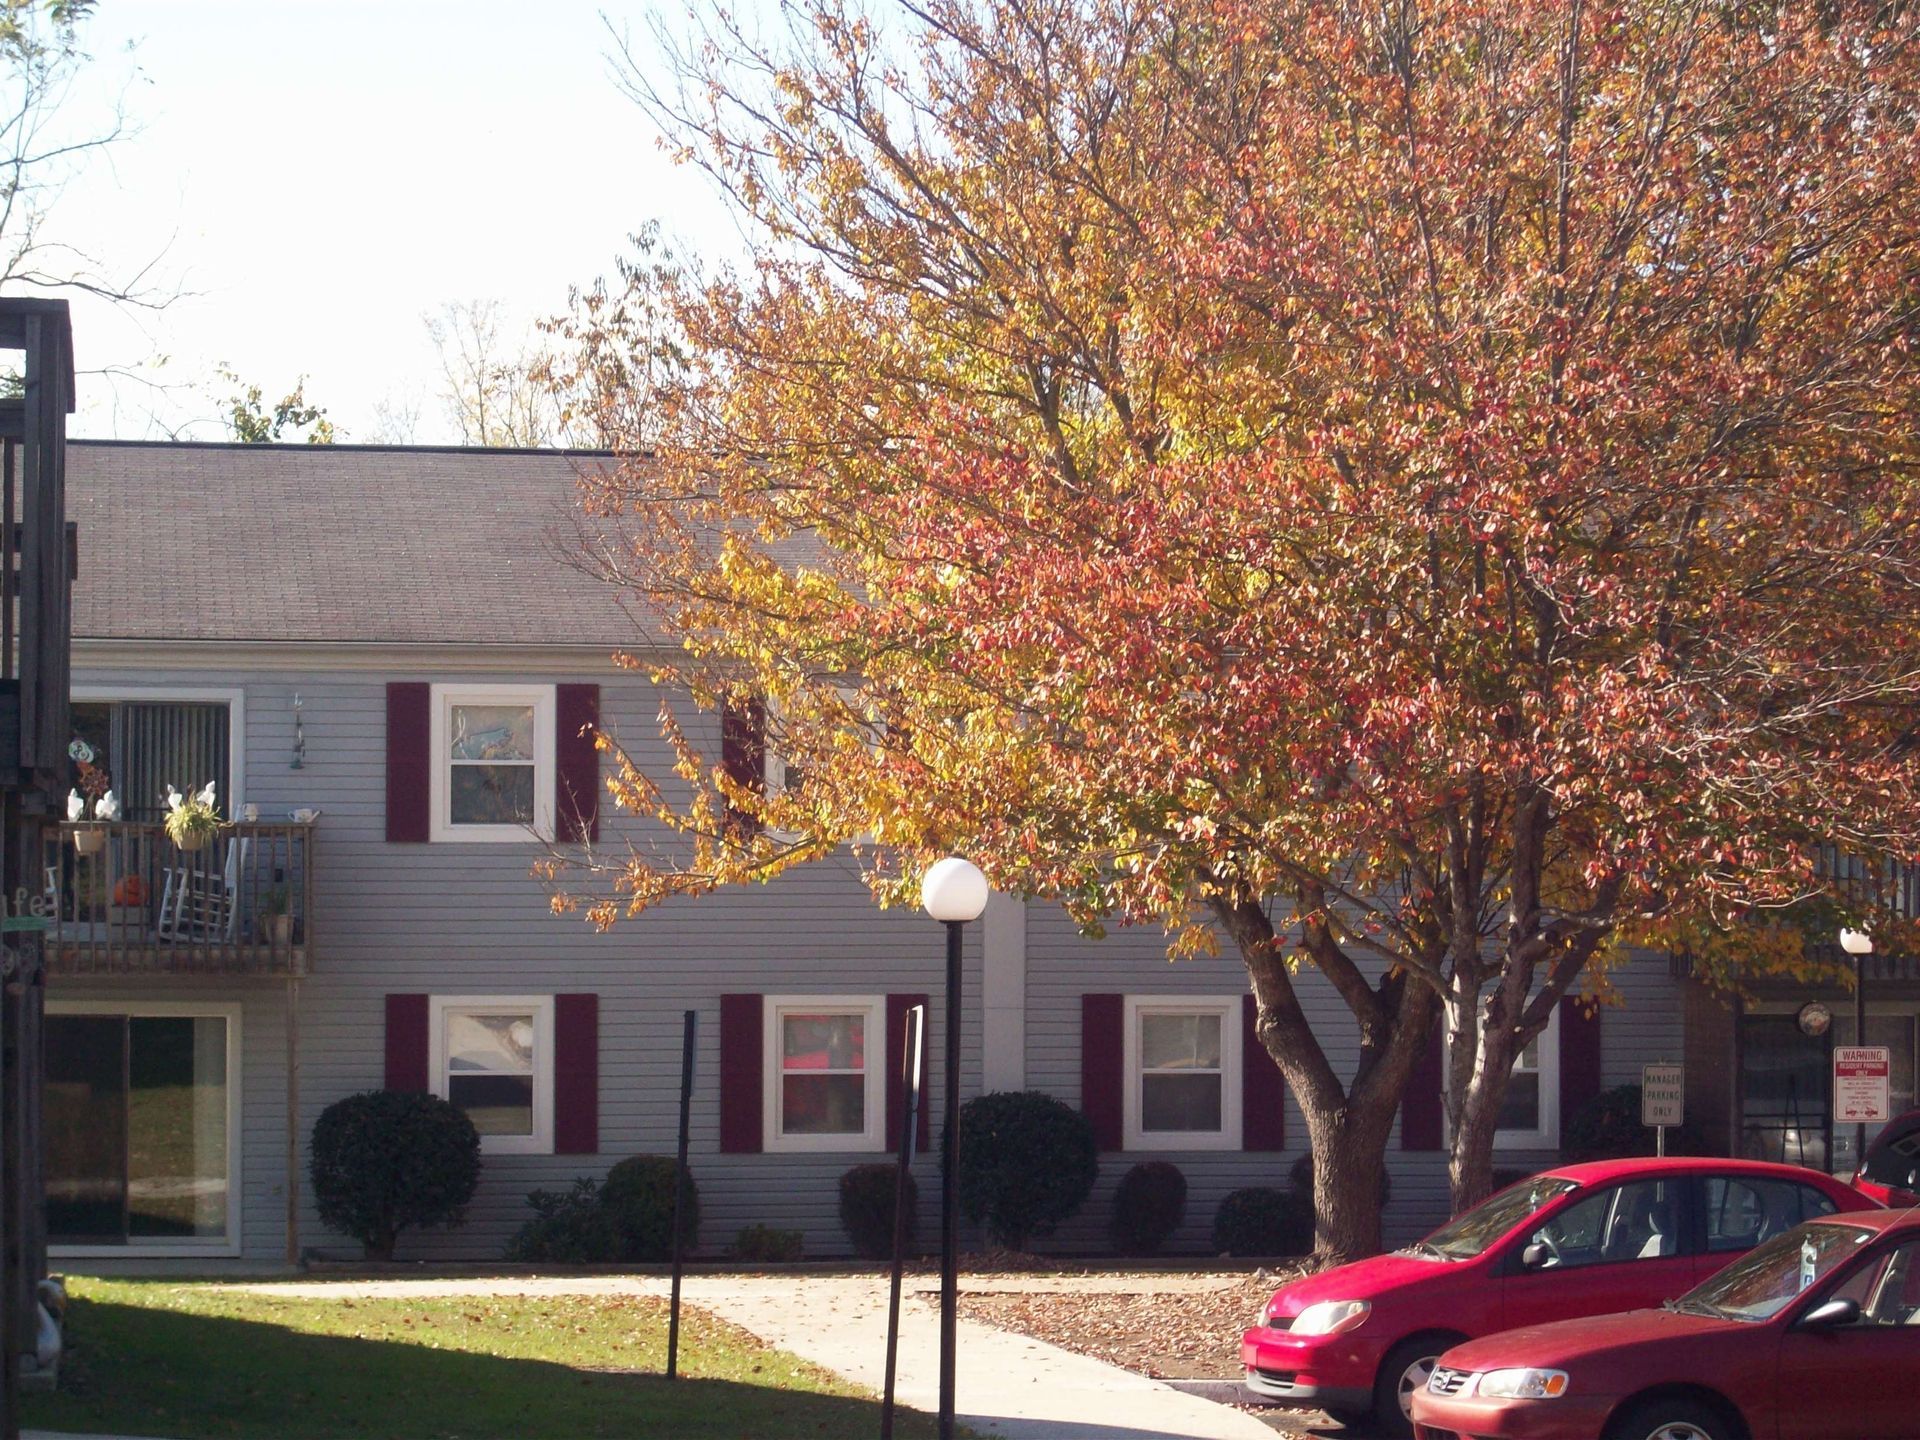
[49,1,744,441]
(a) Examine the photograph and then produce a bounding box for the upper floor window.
[1123,996,1243,1151]
[429,684,555,842]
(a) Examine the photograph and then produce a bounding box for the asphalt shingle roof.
[69,441,647,646]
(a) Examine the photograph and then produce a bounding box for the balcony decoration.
[163,782,222,853]
[66,743,119,854]
[261,885,293,947]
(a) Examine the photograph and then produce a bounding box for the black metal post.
[1856,952,1868,1172]
[881,1003,925,1440]
[939,919,962,1440]
[667,1008,696,1379]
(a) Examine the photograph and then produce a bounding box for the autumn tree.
[217,364,335,444]
[555,0,1920,1259]
[426,299,561,447]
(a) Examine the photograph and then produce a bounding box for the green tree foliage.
[218,364,335,444]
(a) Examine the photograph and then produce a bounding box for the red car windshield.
[1673,1221,1876,1322]
[1416,1176,1580,1259]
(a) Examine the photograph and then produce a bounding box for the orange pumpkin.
[112,874,148,907]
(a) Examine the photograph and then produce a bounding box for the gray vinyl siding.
[57,658,1688,1265]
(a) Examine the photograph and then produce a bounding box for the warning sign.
[1642,1064,1685,1129]
[1834,1046,1892,1124]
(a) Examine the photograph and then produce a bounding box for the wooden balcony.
[41,821,316,977]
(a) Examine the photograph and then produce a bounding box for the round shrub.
[505,1178,624,1264]
[840,1162,919,1259]
[309,1090,481,1260]
[1564,1085,1704,1161]
[1212,1186,1312,1257]
[957,1090,1098,1250]
[601,1154,699,1261]
[732,1224,803,1262]
[1110,1162,1188,1256]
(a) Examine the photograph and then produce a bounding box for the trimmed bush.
[1110,1162,1187,1255]
[957,1090,1098,1250]
[840,1163,918,1259]
[505,1178,623,1263]
[733,1224,804,1262]
[1213,1187,1311,1257]
[309,1090,481,1260]
[601,1155,700,1261]
[1564,1084,1704,1161]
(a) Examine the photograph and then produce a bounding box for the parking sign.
[1642,1064,1685,1128]
[1834,1046,1891,1124]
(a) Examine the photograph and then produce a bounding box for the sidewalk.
[248,1273,1279,1440]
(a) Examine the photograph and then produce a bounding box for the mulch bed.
[956,1266,1306,1380]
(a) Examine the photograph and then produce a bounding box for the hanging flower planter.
[163,783,222,853]
[72,825,107,857]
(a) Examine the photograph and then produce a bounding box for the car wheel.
[1609,1397,1732,1440]
[1372,1336,1448,1439]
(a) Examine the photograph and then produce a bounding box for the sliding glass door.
[45,1009,236,1249]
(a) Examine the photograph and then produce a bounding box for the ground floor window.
[45,1004,238,1253]
[763,995,885,1153]
[429,996,555,1155]
[1122,996,1243,1150]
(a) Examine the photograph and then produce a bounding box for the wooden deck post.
[285,974,301,1268]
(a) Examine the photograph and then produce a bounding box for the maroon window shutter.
[385,994,429,1092]
[1242,994,1287,1151]
[1401,1017,1445,1151]
[554,993,600,1154]
[719,993,764,1154]
[886,993,932,1151]
[386,682,431,843]
[719,696,766,836]
[555,684,601,843]
[1559,996,1604,1145]
[1081,993,1124,1152]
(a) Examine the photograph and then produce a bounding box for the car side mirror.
[1522,1242,1552,1271]
[1800,1297,1860,1332]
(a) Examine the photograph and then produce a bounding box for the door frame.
[47,999,244,1259]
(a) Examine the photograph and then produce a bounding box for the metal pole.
[881,1003,925,1440]
[667,1009,696,1379]
[939,919,962,1440]
[1855,952,1868,1173]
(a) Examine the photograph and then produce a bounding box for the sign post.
[1642,1063,1684,1157]
[1834,1046,1892,1130]
[666,1009,697,1380]
[880,1003,926,1440]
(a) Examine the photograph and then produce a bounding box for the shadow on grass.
[25,1294,938,1440]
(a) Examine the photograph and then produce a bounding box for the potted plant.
[261,886,293,947]
[163,783,222,853]
[66,747,120,854]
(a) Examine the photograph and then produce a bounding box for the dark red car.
[1854,1108,1920,1208]
[1240,1158,1871,1437]
[1410,1207,1920,1440]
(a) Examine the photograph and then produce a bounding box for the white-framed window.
[1123,995,1243,1151]
[763,995,886,1153]
[429,995,555,1155]
[1445,1004,1562,1151]
[46,1000,243,1259]
[428,683,555,842]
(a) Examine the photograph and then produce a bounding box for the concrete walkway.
[243,1274,1279,1440]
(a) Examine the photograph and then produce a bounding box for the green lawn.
[27,1279,937,1439]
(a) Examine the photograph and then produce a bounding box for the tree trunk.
[1306,1104,1398,1265]
[1448,1051,1511,1216]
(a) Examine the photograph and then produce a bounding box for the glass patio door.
[45,1013,232,1246]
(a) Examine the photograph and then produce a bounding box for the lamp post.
[920,856,988,1440]
[1840,927,1873,1170]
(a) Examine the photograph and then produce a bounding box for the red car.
[1410,1206,1920,1440]
[1239,1157,1871,1438]
[1854,1107,1920,1208]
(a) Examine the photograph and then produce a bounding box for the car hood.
[1440,1306,1734,1372]
[1269,1249,1463,1314]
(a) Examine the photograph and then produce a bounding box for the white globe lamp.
[921,856,989,923]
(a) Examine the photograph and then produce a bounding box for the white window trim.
[1123,995,1243,1152]
[763,994,886,1154]
[71,685,247,813]
[428,683,555,843]
[429,994,555,1156]
[1445,1004,1562,1152]
[48,999,244,1260]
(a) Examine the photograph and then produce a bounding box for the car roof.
[1541,1156,1853,1187]
[1806,1206,1920,1237]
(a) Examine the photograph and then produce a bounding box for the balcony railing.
[42,821,316,976]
